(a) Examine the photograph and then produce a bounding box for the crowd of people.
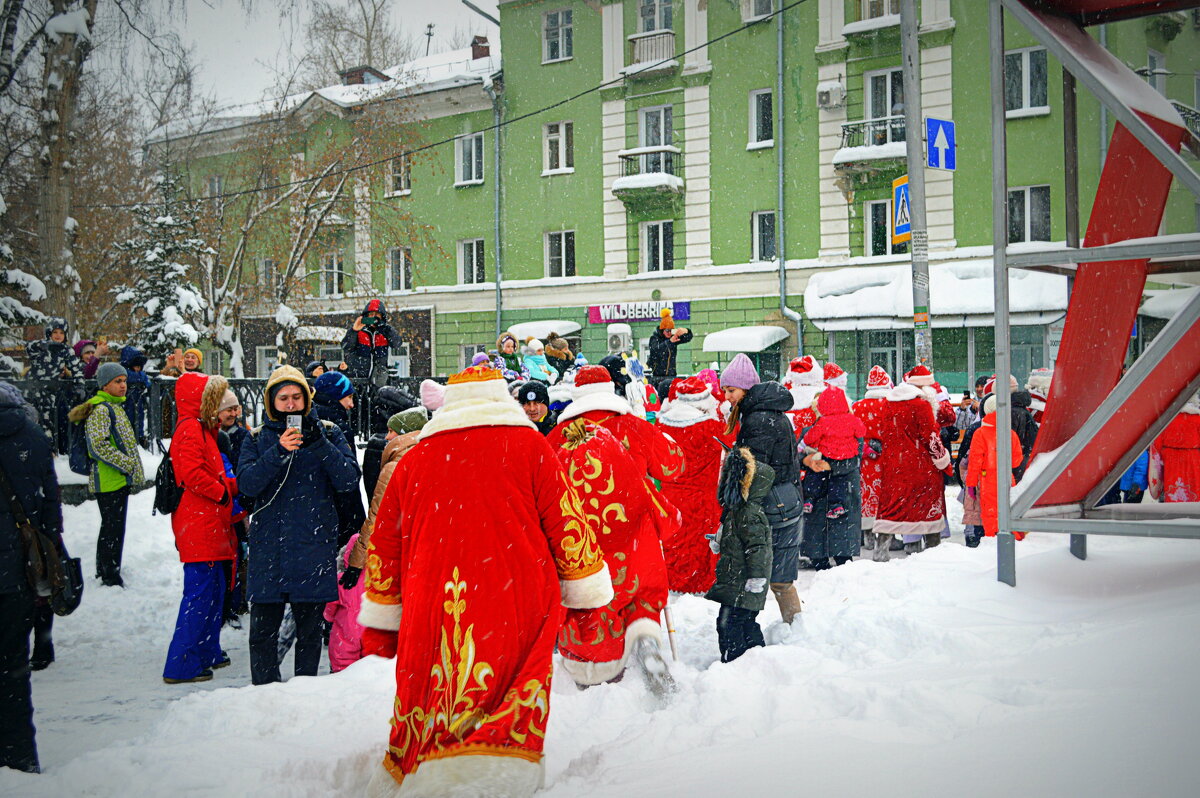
[2,299,1199,789]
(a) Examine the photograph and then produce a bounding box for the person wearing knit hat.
[387,406,428,436]
[419,378,445,412]
[359,364,612,795]
[547,368,686,693]
[647,308,693,378]
[853,366,893,557]
[522,338,559,384]
[216,389,248,466]
[68,361,143,587]
[515,380,556,435]
[238,364,359,686]
[658,375,729,594]
[965,392,1027,542]
[182,348,204,373]
[304,361,326,381]
[313,371,357,447]
[719,353,804,623]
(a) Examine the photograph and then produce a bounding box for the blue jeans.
[163,562,226,680]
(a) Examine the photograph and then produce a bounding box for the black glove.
[301,414,325,446]
[340,566,362,589]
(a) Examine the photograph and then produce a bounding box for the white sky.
[179,0,500,107]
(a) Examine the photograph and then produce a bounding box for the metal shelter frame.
[989,0,1200,586]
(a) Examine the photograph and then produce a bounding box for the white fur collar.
[886,382,925,402]
[862,388,891,400]
[419,379,535,439]
[558,384,631,422]
[658,401,716,427]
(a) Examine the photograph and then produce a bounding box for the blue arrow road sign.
[926,117,956,171]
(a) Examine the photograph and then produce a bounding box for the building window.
[389,154,411,195]
[389,341,411,377]
[1004,47,1049,116]
[319,251,345,296]
[258,257,278,292]
[749,89,773,147]
[256,346,279,378]
[461,344,486,369]
[1008,185,1051,243]
[639,105,674,173]
[544,9,573,62]
[545,231,576,278]
[861,0,899,19]
[206,175,223,198]
[639,0,673,33]
[752,211,776,261]
[864,67,905,144]
[388,247,412,292]
[459,238,486,284]
[866,200,909,256]
[455,133,484,185]
[743,0,774,22]
[642,220,674,272]
[1146,50,1166,96]
[544,121,574,174]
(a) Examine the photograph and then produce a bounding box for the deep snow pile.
[3,485,1200,797]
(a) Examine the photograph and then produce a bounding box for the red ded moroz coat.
[873,383,952,538]
[1151,410,1200,503]
[169,372,237,563]
[853,393,891,523]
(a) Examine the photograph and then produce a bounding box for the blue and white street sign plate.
[925,117,956,171]
[892,175,911,245]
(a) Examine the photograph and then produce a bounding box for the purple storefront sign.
[587,301,690,325]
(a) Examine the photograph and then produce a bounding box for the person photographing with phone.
[340,299,400,387]
[235,366,360,685]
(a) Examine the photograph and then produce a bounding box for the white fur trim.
[826,374,848,390]
[933,450,951,470]
[886,383,924,402]
[862,388,890,399]
[1029,397,1045,413]
[558,617,663,687]
[358,596,402,631]
[872,517,946,536]
[560,563,614,609]
[906,374,935,387]
[367,755,543,798]
[658,400,717,427]
[558,387,631,422]
[419,379,535,440]
[789,385,822,413]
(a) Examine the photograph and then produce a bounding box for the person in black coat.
[514,380,558,435]
[340,299,400,386]
[236,367,360,685]
[313,371,357,448]
[646,309,693,378]
[719,354,803,625]
[0,381,63,773]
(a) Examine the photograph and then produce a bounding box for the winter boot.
[632,636,676,698]
[923,533,942,550]
[163,669,214,685]
[872,534,892,563]
[862,531,876,551]
[770,582,802,624]
[30,602,54,671]
[904,541,922,555]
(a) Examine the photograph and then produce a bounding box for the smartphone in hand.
[287,414,303,431]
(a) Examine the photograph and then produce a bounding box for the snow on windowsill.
[841,15,899,36]
[453,179,485,188]
[541,167,576,177]
[383,189,411,199]
[746,140,774,151]
[616,144,682,157]
[832,141,907,164]
[542,56,573,66]
[621,59,679,77]
[1006,106,1051,120]
[611,173,684,193]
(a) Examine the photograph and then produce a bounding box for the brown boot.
[770,582,802,624]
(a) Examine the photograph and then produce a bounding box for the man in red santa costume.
[853,366,893,557]
[546,365,685,692]
[359,364,613,798]
[657,376,733,594]
[1150,390,1200,503]
[904,364,958,428]
[783,355,823,438]
[872,373,952,560]
[823,361,848,392]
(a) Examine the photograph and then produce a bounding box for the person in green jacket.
[68,362,144,587]
[705,446,774,663]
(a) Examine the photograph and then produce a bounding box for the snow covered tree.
[0,191,46,374]
[113,173,208,353]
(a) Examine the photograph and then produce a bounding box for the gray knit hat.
[388,406,428,435]
[95,362,127,391]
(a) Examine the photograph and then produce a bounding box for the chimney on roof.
[339,65,390,86]
[471,36,490,61]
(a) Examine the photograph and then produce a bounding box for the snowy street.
[2,477,1198,797]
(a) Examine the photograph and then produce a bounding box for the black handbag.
[764,481,803,529]
[0,463,83,616]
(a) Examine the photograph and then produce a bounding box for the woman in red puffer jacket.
[163,371,238,685]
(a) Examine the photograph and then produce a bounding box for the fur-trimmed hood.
[263,365,313,421]
[558,381,631,422]
[176,371,229,428]
[718,446,775,509]
[886,382,925,403]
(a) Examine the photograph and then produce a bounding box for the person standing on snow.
[964,393,1027,541]
[25,318,81,453]
[706,446,774,663]
[358,364,612,797]
[162,372,239,684]
[721,354,804,625]
[236,366,360,685]
[341,299,400,387]
[800,387,865,570]
[69,362,144,587]
[119,346,151,447]
[1149,390,1200,503]
[658,376,732,594]
[782,355,823,438]
[0,381,63,773]
[854,366,892,555]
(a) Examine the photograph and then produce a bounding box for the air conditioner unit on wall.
[816,81,845,110]
[607,323,632,355]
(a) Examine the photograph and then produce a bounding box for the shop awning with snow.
[507,320,582,340]
[703,325,790,352]
[803,259,1068,330]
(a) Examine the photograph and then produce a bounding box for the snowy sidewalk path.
[3,487,1199,797]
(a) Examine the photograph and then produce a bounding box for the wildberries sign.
[587,301,690,324]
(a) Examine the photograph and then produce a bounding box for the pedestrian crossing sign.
[892,175,912,245]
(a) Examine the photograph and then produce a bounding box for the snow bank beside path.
[3,487,1199,797]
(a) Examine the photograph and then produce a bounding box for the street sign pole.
[900,0,932,368]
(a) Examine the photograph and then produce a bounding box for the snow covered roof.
[1140,286,1199,320]
[507,320,581,340]
[147,46,501,145]
[703,326,790,352]
[294,325,345,342]
[804,259,1068,330]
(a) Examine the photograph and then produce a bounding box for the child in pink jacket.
[324,533,365,672]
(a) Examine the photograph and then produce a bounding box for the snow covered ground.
[3,483,1200,797]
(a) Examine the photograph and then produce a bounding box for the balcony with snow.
[623,29,677,78]
[611,145,684,210]
[832,116,907,176]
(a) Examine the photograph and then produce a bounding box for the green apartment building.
[156,1,1200,393]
